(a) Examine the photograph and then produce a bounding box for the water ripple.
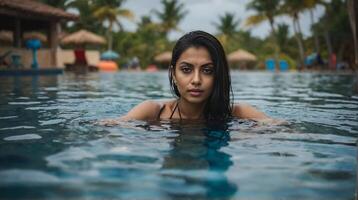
[3,134,42,141]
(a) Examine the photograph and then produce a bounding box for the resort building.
[0,0,78,69]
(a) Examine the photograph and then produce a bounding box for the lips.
[188,89,204,97]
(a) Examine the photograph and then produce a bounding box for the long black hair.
[169,30,233,120]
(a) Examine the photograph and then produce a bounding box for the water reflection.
[159,120,237,199]
[0,75,63,173]
[0,72,356,199]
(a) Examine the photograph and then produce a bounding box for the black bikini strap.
[177,102,182,120]
[169,101,182,120]
[157,103,165,120]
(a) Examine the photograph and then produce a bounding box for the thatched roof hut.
[227,49,257,63]
[227,49,257,69]
[61,29,106,45]
[0,0,77,20]
[0,30,66,44]
[154,51,172,63]
[0,0,78,67]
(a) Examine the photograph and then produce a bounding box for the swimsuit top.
[157,101,181,120]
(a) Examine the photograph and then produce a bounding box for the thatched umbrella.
[23,31,47,42]
[154,51,172,63]
[0,30,13,43]
[58,31,68,40]
[227,49,257,63]
[61,29,106,45]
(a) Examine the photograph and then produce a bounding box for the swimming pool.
[0,71,357,199]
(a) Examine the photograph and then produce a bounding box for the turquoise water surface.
[0,71,357,199]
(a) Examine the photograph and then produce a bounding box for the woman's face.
[173,46,215,104]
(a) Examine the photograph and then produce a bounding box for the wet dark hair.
[169,30,233,120]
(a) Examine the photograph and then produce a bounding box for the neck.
[177,98,206,120]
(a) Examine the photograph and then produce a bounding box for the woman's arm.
[233,103,286,125]
[233,103,269,120]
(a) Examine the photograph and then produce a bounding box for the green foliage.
[276,23,289,51]
[112,16,172,68]
[93,0,124,7]
[279,53,297,70]
[153,0,188,36]
[42,0,354,70]
[246,0,282,70]
[92,0,134,50]
[214,13,240,37]
[246,0,281,27]
[311,0,353,64]
[65,0,104,34]
[39,0,67,8]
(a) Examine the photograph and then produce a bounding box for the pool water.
[0,71,357,199]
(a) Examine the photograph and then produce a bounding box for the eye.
[180,65,192,74]
[202,66,214,75]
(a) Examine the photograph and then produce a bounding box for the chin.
[184,95,208,104]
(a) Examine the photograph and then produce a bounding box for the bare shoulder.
[232,103,269,120]
[121,100,163,121]
[233,103,287,125]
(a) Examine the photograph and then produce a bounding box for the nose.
[191,69,201,86]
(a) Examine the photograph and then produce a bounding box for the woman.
[107,30,272,122]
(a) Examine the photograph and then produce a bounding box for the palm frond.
[245,15,267,27]
[117,9,135,20]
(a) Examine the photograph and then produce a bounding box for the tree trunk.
[324,31,333,69]
[268,18,279,72]
[310,9,320,53]
[347,0,358,70]
[337,41,346,64]
[108,22,113,51]
[320,2,334,70]
[292,17,305,70]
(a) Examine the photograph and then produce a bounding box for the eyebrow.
[179,61,214,67]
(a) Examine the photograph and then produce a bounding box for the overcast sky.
[119,0,325,41]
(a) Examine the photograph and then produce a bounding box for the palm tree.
[281,0,307,70]
[93,0,134,50]
[135,16,169,67]
[347,0,358,69]
[153,0,187,37]
[313,0,341,69]
[213,12,240,53]
[214,12,240,38]
[303,0,323,53]
[65,0,103,33]
[246,0,281,70]
[276,23,289,52]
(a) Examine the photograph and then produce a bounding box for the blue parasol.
[100,50,120,60]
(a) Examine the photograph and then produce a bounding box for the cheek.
[173,75,184,93]
[175,74,189,87]
[206,77,215,89]
[176,80,187,93]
